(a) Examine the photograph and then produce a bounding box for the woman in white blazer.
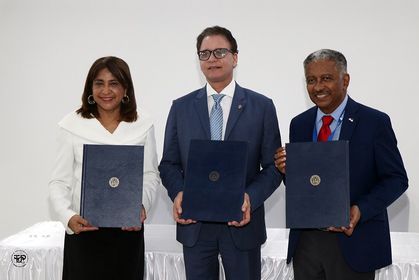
[49,56,160,280]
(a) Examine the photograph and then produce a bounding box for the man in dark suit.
[159,26,282,280]
[275,49,408,280]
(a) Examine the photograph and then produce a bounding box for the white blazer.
[48,110,160,234]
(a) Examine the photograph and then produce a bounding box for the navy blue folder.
[80,144,144,228]
[181,140,248,222]
[285,141,350,228]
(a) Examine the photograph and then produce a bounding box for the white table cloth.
[1,222,418,280]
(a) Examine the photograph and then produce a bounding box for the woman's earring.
[87,95,95,105]
[121,95,130,104]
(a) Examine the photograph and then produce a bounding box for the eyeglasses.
[197,48,234,61]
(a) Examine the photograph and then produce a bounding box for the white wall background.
[1,0,418,240]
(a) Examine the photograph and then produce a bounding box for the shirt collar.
[316,94,348,123]
[206,80,236,98]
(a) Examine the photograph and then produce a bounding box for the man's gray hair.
[304,49,347,74]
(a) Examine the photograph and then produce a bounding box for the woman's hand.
[122,206,146,231]
[68,215,98,234]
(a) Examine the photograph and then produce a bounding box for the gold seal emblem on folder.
[109,177,120,188]
[310,175,321,187]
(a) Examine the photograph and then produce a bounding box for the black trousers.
[293,230,375,280]
[62,227,144,280]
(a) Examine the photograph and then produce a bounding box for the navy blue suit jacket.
[159,83,282,250]
[286,96,408,272]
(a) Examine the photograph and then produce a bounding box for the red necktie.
[317,115,334,142]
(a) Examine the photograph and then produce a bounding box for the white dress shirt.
[48,110,160,234]
[206,80,236,140]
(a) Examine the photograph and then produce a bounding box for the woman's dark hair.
[76,56,137,122]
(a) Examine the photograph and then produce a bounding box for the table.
[1,222,418,279]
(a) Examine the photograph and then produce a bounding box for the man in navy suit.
[159,26,282,280]
[275,49,408,280]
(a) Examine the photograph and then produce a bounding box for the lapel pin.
[238,104,242,110]
[348,118,354,122]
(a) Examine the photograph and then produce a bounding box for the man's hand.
[274,147,286,174]
[228,193,251,227]
[68,215,98,234]
[327,205,361,236]
[173,191,196,225]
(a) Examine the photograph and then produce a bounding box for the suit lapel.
[225,84,247,140]
[339,96,359,141]
[298,96,359,142]
[301,108,317,142]
[194,87,211,139]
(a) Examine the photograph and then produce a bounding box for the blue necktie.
[210,94,225,140]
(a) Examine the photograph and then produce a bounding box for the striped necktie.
[210,94,225,140]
